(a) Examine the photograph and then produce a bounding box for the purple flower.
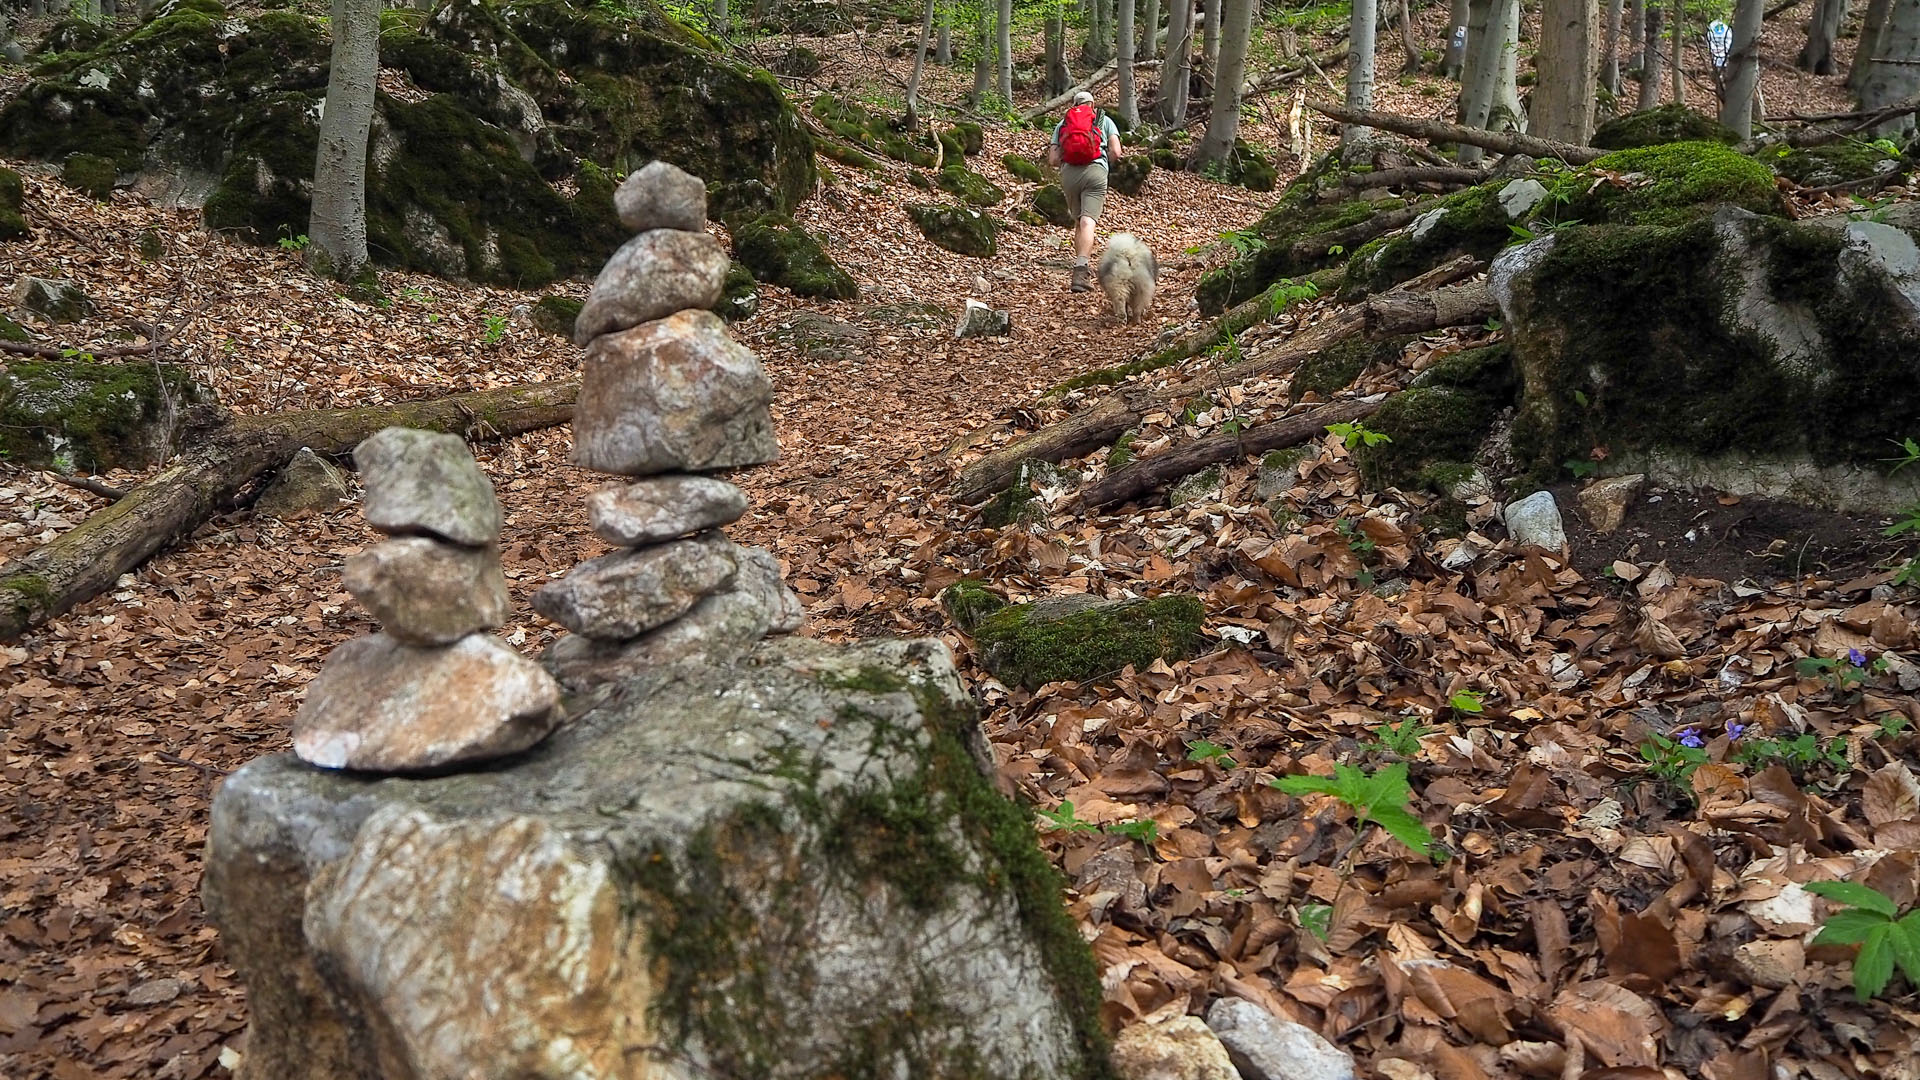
[1848,648,1869,668]
[1677,729,1704,749]
[1727,722,1748,742]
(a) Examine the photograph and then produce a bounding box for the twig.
[156,751,218,775]
[46,472,130,501]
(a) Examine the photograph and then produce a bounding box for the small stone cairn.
[292,427,563,773]
[538,161,803,687]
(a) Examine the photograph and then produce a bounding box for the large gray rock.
[11,275,92,322]
[573,229,731,346]
[543,545,803,688]
[205,637,1109,1080]
[291,633,562,773]
[354,427,502,547]
[571,310,780,476]
[254,448,351,517]
[531,532,739,640]
[343,537,510,645]
[1204,998,1357,1080]
[586,475,749,547]
[615,160,708,233]
[1503,490,1567,552]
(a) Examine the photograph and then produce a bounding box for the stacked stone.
[292,427,563,773]
[540,162,803,687]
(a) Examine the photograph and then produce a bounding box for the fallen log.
[1365,279,1497,335]
[1081,399,1380,510]
[1308,102,1609,165]
[0,381,578,641]
[1341,165,1489,190]
[954,394,1141,504]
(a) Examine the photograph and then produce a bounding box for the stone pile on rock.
[291,426,562,773]
[541,161,802,687]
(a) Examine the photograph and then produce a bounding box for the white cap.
[1072,91,1094,105]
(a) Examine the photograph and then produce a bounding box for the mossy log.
[0,382,577,641]
[1365,279,1496,335]
[1342,166,1489,191]
[1311,103,1607,164]
[1080,399,1380,509]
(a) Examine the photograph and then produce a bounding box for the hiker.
[1047,90,1123,294]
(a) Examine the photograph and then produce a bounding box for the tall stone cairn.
[540,161,803,687]
[292,427,563,773]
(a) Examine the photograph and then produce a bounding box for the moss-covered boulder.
[0,167,25,240]
[964,594,1205,689]
[1149,147,1182,170]
[717,260,760,322]
[1109,154,1151,196]
[1491,207,1920,510]
[934,166,1004,207]
[0,359,214,470]
[907,203,999,257]
[1344,179,1545,296]
[733,215,858,299]
[772,44,823,77]
[531,294,584,336]
[1033,184,1073,228]
[1290,335,1411,399]
[205,637,1114,1080]
[1591,104,1737,150]
[1002,153,1045,183]
[812,95,939,167]
[1767,141,1908,188]
[1197,194,1392,315]
[1558,141,1784,229]
[1354,344,1514,491]
[939,579,1007,630]
[60,153,117,199]
[947,122,984,155]
[1198,140,1276,192]
[11,276,93,323]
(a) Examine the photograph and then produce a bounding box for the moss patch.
[0,359,211,470]
[971,594,1206,689]
[717,260,760,322]
[60,153,116,199]
[1768,141,1907,187]
[1591,104,1737,150]
[1002,153,1045,183]
[1198,139,1276,191]
[531,294,582,337]
[935,166,1005,207]
[1109,154,1151,196]
[1559,141,1784,228]
[1344,181,1518,295]
[907,203,999,257]
[1196,193,1395,316]
[1032,184,1072,228]
[939,579,1007,631]
[947,122,984,155]
[1290,335,1410,398]
[733,216,858,300]
[812,95,938,167]
[0,167,24,240]
[0,315,30,344]
[1355,345,1513,491]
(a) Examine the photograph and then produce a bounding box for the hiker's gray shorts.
[1061,161,1108,222]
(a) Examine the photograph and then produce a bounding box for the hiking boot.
[1070,264,1091,293]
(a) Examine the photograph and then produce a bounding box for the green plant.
[1638,729,1707,788]
[1807,880,1920,1002]
[1564,457,1598,479]
[1335,518,1377,560]
[1187,740,1238,769]
[481,314,508,346]
[1448,689,1485,715]
[1879,713,1913,741]
[1327,421,1391,451]
[1732,733,1851,778]
[1272,763,1436,859]
[1106,819,1160,846]
[1798,651,1887,694]
[1298,902,1333,941]
[1220,228,1268,257]
[1035,801,1098,834]
[1365,716,1432,758]
[278,232,311,252]
[1263,277,1319,317]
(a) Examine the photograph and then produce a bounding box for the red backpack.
[1059,104,1104,166]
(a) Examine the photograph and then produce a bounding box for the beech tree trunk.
[1046,8,1072,97]
[905,0,937,128]
[1601,0,1626,94]
[1534,0,1599,143]
[1851,0,1892,90]
[0,383,579,642]
[998,0,1015,103]
[1,6,21,65]
[309,0,378,281]
[1202,0,1221,77]
[1399,0,1423,72]
[1798,0,1841,71]
[973,4,994,103]
[1344,0,1381,157]
[1159,0,1194,123]
[1458,0,1521,162]
[1196,0,1254,161]
[1626,0,1644,71]
[1669,0,1686,105]
[937,19,952,62]
[1444,0,1472,76]
[1142,0,1162,60]
[1720,0,1765,137]
[1118,0,1142,125]
[1638,0,1664,107]
[713,0,729,35]
[1863,0,1920,138]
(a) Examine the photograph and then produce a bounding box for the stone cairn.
[292,427,563,773]
[537,161,803,687]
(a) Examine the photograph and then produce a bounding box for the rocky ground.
[3,6,1917,1080]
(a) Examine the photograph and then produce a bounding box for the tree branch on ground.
[1310,101,1609,163]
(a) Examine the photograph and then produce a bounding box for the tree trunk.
[1159,0,1194,123]
[1142,0,1162,61]
[1863,0,1920,138]
[1202,0,1221,77]
[1046,8,1072,97]
[973,5,994,104]
[1313,101,1609,161]
[1365,280,1497,334]
[998,0,1015,104]
[0,383,579,642]
[1720,0,1765,137]
[1444,0,1471,76]
[1398,0,1423,72]
[1670,0,1686,105]
[1798,0,1843,71]
[309,0,378,281]
[713,0,729,36]
[905,0,937,128]
[1458,0,1517,161]
[1196,0,1254,162]
[1,6,21,65]
[1638,0,1664,107]
[1602,0,1626,94]
[1494,0,1526,129]
[1851,0,1892,90]
[1118,0,1142,125]
[1082,400,1381,509]
[937,19,952,62]
[1534,0,1599,144]
[1626,0,1644,70]
[1344,0,1381,157]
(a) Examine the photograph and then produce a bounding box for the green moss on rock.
[947,122,984,155]
[970,594,1206,689]
[1560,141,1784,228]
[1768,141,1907,187]
[717,260,760,322]
[1110,154,1151,196]
[0,167,25,240]
[1199,140,1275,191]
[1033,184,1072,228]
[1345,181,1521,295]
[531,294,583,336]
[1355,345,1513,491]
[1290,335,1410,398]
[812,95,938,168]
[1591,104,1737,150]
[0,315,30,344]
[939,579,1007,631]
[734,215,858,299]
[0,359,212,470]
[935,166,1005,207]
[60,153,116,199]
[907,203,998,257]
[1002,153,1045,182]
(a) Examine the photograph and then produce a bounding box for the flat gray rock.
[1504,489,1568,551]
[615,160,707,233]
[291,633,561,773]
[586,475,748,546]
[1205,998,1356,1080]
[354,427,502,547]
[571,310,780,476]
[531,532,738,640]
[344,537,510,645]
[573,229,730,346]
[255,447,350,517]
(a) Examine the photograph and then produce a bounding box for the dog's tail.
[1097,233,1157,322]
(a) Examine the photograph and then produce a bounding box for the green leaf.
[1274,773,1341,798]
[1855,924,1897,1001]
[1814,908,1894,946]
[1806,880,1900,917]
[1298,902,1332,941]
[1891,913,1920,985]
[1365,802,1436,859]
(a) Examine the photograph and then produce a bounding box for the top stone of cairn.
[354,427,502,548]
[616,161,707,234]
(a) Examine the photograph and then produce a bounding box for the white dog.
[1095,233,1158,324]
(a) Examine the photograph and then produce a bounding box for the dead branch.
[46,472,131,502]
[1342,165,1490,190]
[1308,102,1609,164]
[1080,399,1380,509]
[1365,279,1497,335]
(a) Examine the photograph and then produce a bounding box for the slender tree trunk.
[1601,0,1625,93]
[102,0,117,17]
[1495,0,1525,128]
[1,6,20,65]
[1344,0,1380,157]
[1459,0,1496,130]
[74,0,100,20]
[1798,0,1842,72]
[30,0,46,21]
[1398,0,1422,72]
[997,0,1014,103]
[972,3,992,103]
[1863,0,1920,137]
[1719,0,1764,136]
[712,0,729,35]
[1142,0,1162,58]
[1202,0,1220,77]
[937,19,952,62]
[1669,0,1686,104]
[1045,8,1072,97]
[1196,0,1253,160]
[1094,0,1114,64]
[1459,0,1520,159]
[1444,0,1472,76]
[1626,0,1643,69]
[1534,0,1599,143]
[1118,0,1142,125]
[1159,0,1193,123]
[310,0,378,281]
[905,0,936,128]
[1638,0,1663,106]
[1851,0,1892,90]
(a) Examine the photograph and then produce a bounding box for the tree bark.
[1863,0,1920,138]
[1081,401,1381,509]
[1159,0,1194,123]
[1398,0,1424,73]
[1851,0,1891,90]
[1196,0,1254,161]
[0,383,579,642]
[1118,0,1142,125]
[1444,0,1472,76]
[1313,101,1609,162]
[998,0,1015,104]
[973,4,994,104]
[1601,0,1626,94]
[0,6,21,65]
[1669,0,1686,105]
[713,0,729,36]
[1720,0,1766,138]
[309,0,378,281]
[1798,0,1842,72]
[957,395,1143,503]
[1142,0,1163,62]
[1342,165,1488,188]
[1458,0,1519,162]
[1344,0,1381,157]
[1046,8,1072,98]
[905,0,937,128]
[1626,0,1644,71]
[937,19,952,62]
[1364,280,1496,334]
[1638,0,1664,107]
[1534,0,1600,144]
[1202,0,1221,77]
